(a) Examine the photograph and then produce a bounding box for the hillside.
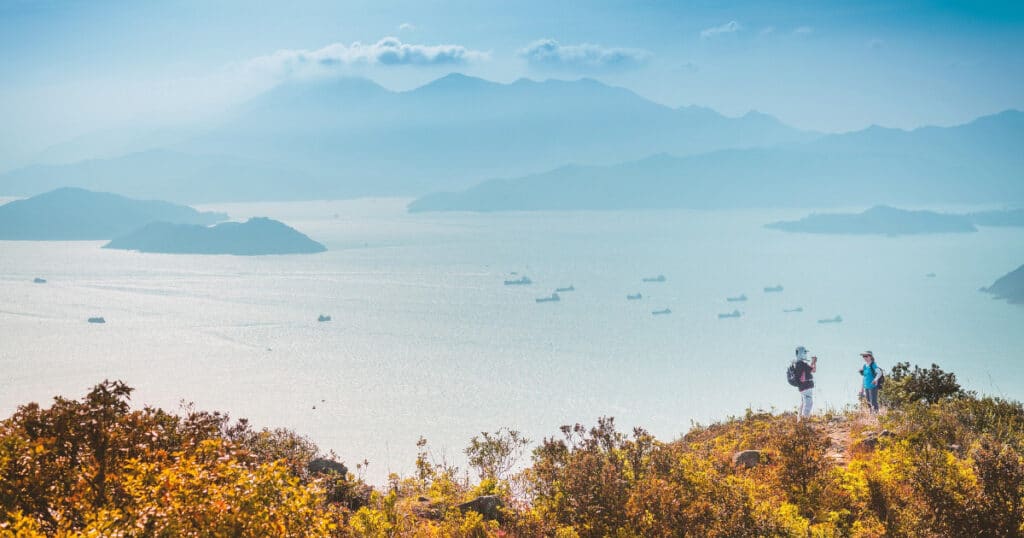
[409,110,1024,212]
[2,363,1021,536]
[0,187,226,240]
[983,264,1024,305]
[103,217,326,255]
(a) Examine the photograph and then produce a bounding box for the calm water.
[2,199,1022,482]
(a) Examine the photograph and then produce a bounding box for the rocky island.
[0,187,226,240]
[982,264,1024,305]
[765,205,977,235]
[103,217,326,255]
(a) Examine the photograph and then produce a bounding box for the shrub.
[881,362,964,407]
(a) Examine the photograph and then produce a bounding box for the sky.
[1,0,1023,167]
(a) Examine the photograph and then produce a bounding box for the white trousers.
[799,388,814,418]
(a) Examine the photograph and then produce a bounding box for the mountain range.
[0,74,813,203]
[2,73,1021,210]
[409,110,1024,211]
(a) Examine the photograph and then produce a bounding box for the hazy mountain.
[103,217,326,255]
[0,150,325,203]
[764,206,977,235]
[0,74,815,202]
[0,187,226,240]
[982,264,1024,305]
[408,110,1024,212]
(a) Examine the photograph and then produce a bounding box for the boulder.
[857,436,879,451]
[732,450,763,469]
[411,497,444,520]
[458,495,503,521]
[307,458,347,476]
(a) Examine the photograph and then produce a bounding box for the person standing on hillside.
[788,346,817,420]
[859,350,883,414]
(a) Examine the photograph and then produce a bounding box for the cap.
[860,350,874,358]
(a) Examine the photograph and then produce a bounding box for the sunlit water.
[2,199,1022,483]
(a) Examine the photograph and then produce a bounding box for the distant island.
[103,217,326,255]
[982,264,1024,305]
[968,209,1024,227]
[764,205,977,235]
[0,187,226,240]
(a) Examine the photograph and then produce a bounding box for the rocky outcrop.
[855,430,895,452]
[732,450,764,469]
[307,458,347,476]
[458,495,503,521]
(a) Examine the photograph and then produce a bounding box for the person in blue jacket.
[859,350,883,413]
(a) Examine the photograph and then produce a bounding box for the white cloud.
[398,22,415,32]
[247,37,489,77]
[793,26,813,35]
[760,26,776,35]
[700,21,741,39]
[518,39,651,70]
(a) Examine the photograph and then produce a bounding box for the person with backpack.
[859,350,883,413]
[788,346,817,420]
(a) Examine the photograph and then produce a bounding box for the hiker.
[788,346,817,420]
[859,350,883,413]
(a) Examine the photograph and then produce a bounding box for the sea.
[2,198,1022,483]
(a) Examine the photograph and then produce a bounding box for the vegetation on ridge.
[2,363,1023,536]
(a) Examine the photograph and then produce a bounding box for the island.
[765,205,977,235]
[0,187,226,240]
[968,209,1024,227]
[981,264,1024,305]
[103,217,326,255]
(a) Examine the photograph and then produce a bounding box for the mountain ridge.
[0,73,816,203]
[408,109,1024,212]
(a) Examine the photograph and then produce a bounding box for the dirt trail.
[819,411,879,466]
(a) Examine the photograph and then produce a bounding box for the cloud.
[398,22,415,32]
[248,37,489,77]
[700,21,741,39]
[793,26,813,35]
[518,39,651,70]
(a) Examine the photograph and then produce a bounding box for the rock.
[417,496,429,502]
[307,458,347,476]
[856,430,894,452]
[458,495,503,521]
[732,450,763,469]
[411,499,444,520]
